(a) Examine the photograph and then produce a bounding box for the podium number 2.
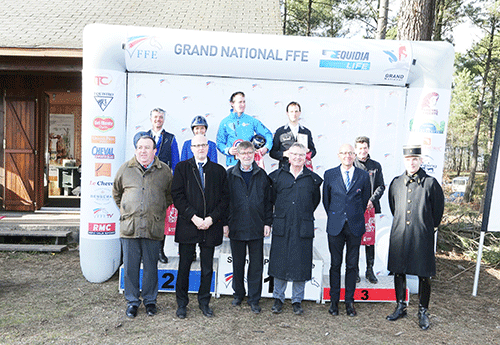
[161,273,175,289]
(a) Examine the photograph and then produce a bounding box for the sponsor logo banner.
[88,223,116,235]
[93,116,115,132]
[92,207,114,219]
[91,135,116,144]
[94,92,114,111]
[89,180,113,187]
[94,74,113,86]
[89,188,113,205]
[92,146,115,159]
[319,50,370,71]
[95,163,112,177]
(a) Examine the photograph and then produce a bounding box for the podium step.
[322,275,409,303]
[118,256,217,294]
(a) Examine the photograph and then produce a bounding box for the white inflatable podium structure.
[80,24,454,289]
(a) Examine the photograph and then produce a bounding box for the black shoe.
[345,302,357,317]
[292,302,303,315]
[386,302,407,321]
[159,250,168,264]
[126,305,138,318]
[328,302,339,316]
[232,297,243,307]
[271,299,283,314]
[176,306,186,319]
[199,304,214,317]
[418,306,430,330]
[366,268,378,284]
[145,304,157,316]
[249,303,261,314]
[356,273,361,284]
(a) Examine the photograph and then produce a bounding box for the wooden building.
[0,0,281,210]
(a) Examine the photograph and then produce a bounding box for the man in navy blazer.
[323,143,371,317]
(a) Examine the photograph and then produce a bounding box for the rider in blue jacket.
[216,91,273,167]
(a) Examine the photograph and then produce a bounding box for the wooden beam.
[0,48,82,58]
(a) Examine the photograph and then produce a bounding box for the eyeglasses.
[191,144,208,148]
[238,151,255,156]
[339,152,355,156]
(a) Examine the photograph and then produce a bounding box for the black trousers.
[328,222,361,303]
[176,243,215,308]
[230,238,264,305]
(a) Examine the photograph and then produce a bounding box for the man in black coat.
[268,143,322,315]
[269,102,316,168]
[323,143,371,317]
[172,135,229,319]
[224,141,273,314]
[353,136,385,284]
[386,145,444,330]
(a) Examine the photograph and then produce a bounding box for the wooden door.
[4,96,36,211]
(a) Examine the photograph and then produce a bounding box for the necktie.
[345,171,351,190]
[198,163,205,190]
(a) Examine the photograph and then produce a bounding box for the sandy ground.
[0,249,499,345]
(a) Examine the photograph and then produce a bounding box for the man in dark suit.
[323,143,371,317]
[146,107,180,264]
[171,135,229,319]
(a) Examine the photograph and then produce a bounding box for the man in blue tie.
[323,143,371,317]
[171,134,229,319]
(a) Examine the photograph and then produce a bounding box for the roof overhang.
[0,48,82,74]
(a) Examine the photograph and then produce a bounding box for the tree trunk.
[457,148,462,177]
[397,0,436,40]
[283,0,288,35]
[464,19,497,202]
[376,0,390,39]
[487,79,497,152]
[433,0,444,40]
[307,0,313,36]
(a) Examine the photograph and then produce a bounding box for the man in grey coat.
[386,145,444,330]
[112,132,173,318]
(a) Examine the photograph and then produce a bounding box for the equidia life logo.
[319,49,370,70]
